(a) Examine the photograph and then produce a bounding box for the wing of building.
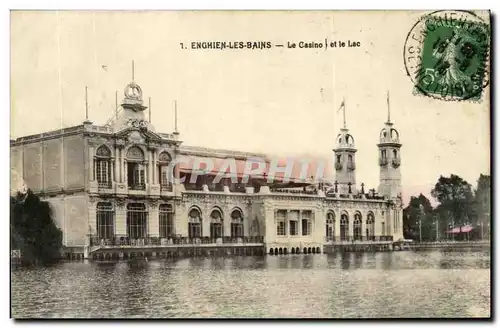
[10,79,405,259]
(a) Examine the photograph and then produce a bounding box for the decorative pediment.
[114,124,164,147]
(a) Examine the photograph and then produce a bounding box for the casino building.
[10,78,405,259]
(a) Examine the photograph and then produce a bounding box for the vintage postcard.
[10,10,491,319]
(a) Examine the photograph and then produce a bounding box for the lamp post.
[418,204,424,243]
[480,221,484,241]
[434,215,439,242]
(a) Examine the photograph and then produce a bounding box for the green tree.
[431,174,474,227]
[10,189,63,265]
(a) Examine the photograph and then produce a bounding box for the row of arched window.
[187,207,244,239]
[325,211,379,241]
[94,145,173,190]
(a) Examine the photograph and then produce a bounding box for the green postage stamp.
[404,10,490,102]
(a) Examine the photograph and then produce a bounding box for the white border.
[2,1,497,327]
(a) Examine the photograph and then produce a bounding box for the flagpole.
[386,90,391,123]
[343,98,346,129]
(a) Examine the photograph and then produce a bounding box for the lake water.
[11,250,490,319]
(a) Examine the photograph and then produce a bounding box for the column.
[88,200,97,237]
[285,210,290,237]
[271,209,278,242]
[89,145,95,181]
[148,201,159,237]
[115,203,127,237]
[114,148,120,182]
[110,159,115,183]
[174,149,181,184]
[152,151,157,184]
[119,148,124,183]
[202,212,210,237]
[123,160,128,185]
[312,210,319,241]
[298,210,303,236]
[224,210,231,238]
[335,209,341,239]
[147,151,153,185]
[348,211,354,238]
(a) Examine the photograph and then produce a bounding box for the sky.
[10,10,491,205]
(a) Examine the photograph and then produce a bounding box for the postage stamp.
[404,10,490,102]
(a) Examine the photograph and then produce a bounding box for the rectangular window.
[128,163,146,189]
[96,160,110,186]
[159,213,174,238]
[290,221,298,236]
[277,221,285,236]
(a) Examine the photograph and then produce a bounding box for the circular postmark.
[404,10,490,102]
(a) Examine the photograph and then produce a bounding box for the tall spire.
[386,90,391,123]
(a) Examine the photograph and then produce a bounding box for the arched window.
[340,213,349,241]
[158,151,172,191]
[230,208,244,238]
[348,154,353,163]
[390,128,399,139]
[126,203,147,239]
[336,154,341,163]
[96,202,114,239]
[366,212,375,240]
[353,212,362,241]
[159,204,174,238]
[393,149,398,158]
[126,146,146,190]
[326,211,335,241]
[95,146,112,188]
[210,208,224,239]
[188,208,202,239]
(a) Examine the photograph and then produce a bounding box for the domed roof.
[336,130,355,148]
[379,124,400,144]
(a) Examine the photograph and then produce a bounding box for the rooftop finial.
[386,90,391,123]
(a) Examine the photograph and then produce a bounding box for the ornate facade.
[10,79,404,255]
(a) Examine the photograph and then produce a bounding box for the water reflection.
[341,252,352,270]
[11,250,491,318]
